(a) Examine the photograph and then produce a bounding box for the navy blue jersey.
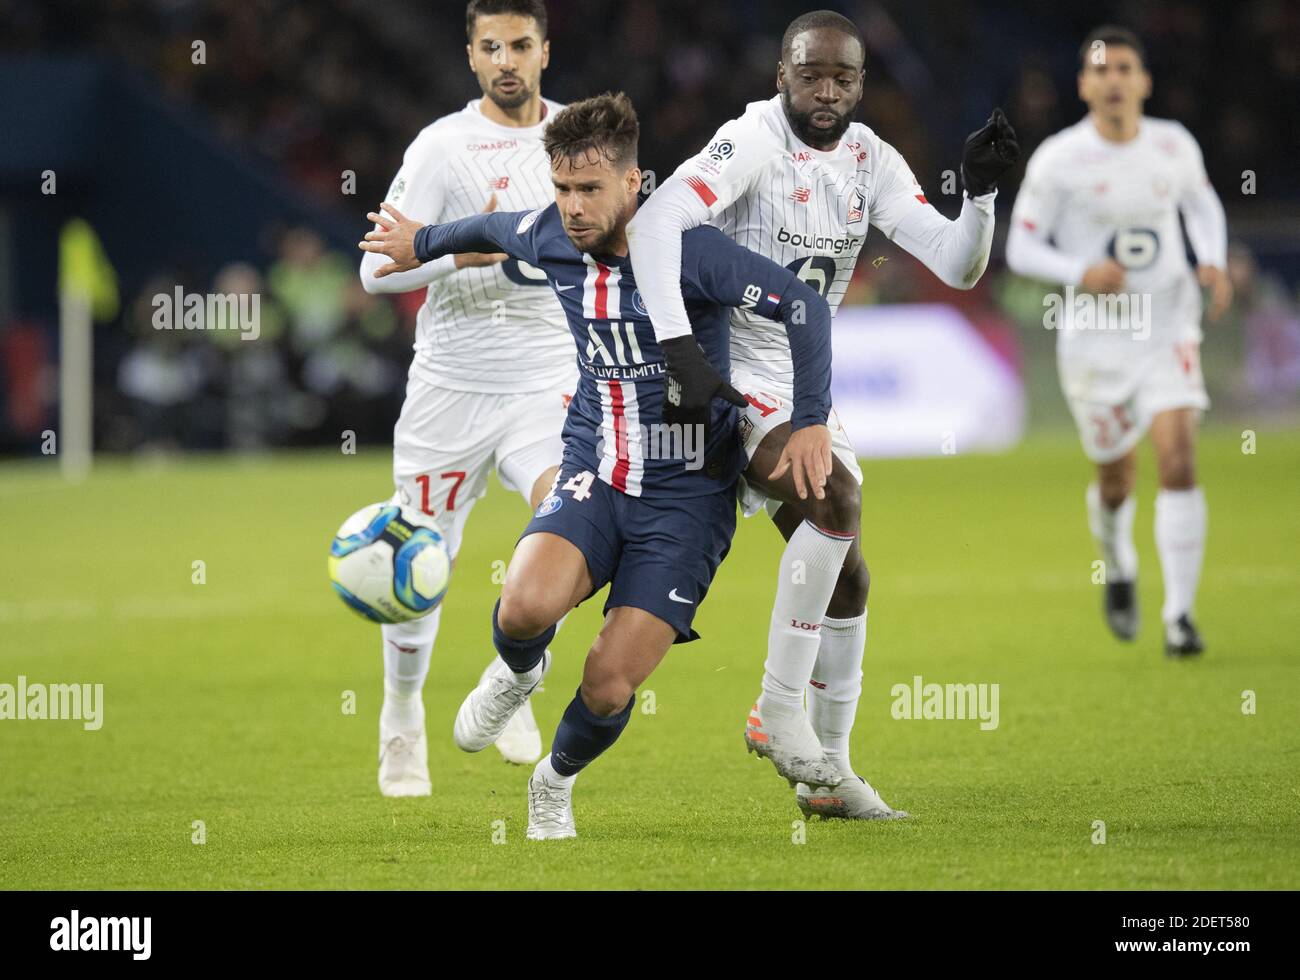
[415,205,831,498]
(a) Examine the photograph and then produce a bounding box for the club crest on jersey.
[847,187,866,225]
[631,289,648,317]
[535,494,563,517]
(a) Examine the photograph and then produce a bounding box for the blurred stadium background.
[0,0,1297,460]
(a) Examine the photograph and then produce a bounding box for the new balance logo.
[791,187,811,203]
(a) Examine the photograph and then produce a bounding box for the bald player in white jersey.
[1006,26,1230,657]
[359,0,575,796]
[627,10,1020,819]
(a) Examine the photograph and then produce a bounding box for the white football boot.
[486,658,544,764]
[526,765,577,840]
[796,775,909,820]
[744,695,842,787]
[378,696,431,797]
[454,650,551,753]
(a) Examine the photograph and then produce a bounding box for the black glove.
[660,335,747,474]
[961,107,1020,197]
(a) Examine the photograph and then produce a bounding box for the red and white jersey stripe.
[596,379,644,496]
[582,255,624,321]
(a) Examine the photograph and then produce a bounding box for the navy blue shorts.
[521,466,737,643]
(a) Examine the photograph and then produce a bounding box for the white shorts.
[391,374,574,555]
[731,369,863,519]
[1060,339,1209,464]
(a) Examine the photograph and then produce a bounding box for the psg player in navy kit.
[360,92,834,839]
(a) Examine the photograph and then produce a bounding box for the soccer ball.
[328,502,451,623]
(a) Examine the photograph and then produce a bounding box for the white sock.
[809,611,866,778]
[381,607,441,711]
[1155,486,1207,624]
[380,682,424,733]
[761,521,855,710]
[1086,483,1138,582]
[535,754,576,788]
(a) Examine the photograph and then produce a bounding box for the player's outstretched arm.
[880,110,1020,290]
[359,202,536,278]
[359,141,462,294]
[626,177,713,343]
[628,113,779,342]
[687,229,835,500]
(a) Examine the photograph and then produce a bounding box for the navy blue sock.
[491,598,555,674]
[550,690,635,777]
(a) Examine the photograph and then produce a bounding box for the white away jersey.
[1011,116,1212,344]
[385,99,573,392]
[673,95,933,387]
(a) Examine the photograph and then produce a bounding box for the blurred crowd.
[1,0,1298,452]
[6,0,1296,209]
[96,227,416,453]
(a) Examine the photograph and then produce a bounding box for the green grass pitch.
[1,427,1297,890]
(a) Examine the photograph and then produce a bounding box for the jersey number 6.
[501,258,549,287]
[1108,228,1160,271]
[786,256,837,298]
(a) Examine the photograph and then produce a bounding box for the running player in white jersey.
[627,10,1020,819]
[1006,26,1231,657]
[359,0,575,796]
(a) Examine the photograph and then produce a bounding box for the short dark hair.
[466,0,548,41]
[1079,25,1146,69]
[781,9,865,65]
[543,92,639,171]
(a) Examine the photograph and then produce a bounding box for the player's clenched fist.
[660,335,748,452]
[961,108,1021,197]
[359,202,424,277]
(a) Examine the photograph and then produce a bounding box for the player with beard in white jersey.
[1006,26,1230,657]
[627,9,1019,820]
[359,0,575,796]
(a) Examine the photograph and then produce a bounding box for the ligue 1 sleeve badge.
[707,138,735,162]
